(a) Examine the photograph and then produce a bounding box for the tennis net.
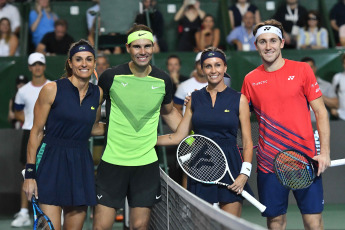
[149,168,265,230]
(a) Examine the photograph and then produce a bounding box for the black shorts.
[20,130,30,165]
[95,160,161,209]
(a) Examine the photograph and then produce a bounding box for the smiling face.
[202,57,227,85]
[255,33,284,66]
[68,51,95,79]
[126,39,153,68]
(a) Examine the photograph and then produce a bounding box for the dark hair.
[305,10,321,30]
[166,54,181,66]
[202,14,215,23]
[0,17,11,42]
[64,39,95,77]
[253,19,284,42]
[54,19,68,29]
[301,56,315,65]
[126,24,153,47]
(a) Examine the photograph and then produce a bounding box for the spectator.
[195,14,220,52]
[0,0,20,36]
[174,52,207,115]
[0,17,18,56]
[228,0,261,30]
[87,15,122,55]
[8,75,28,130]
[226,11,256,51]
[330,0,345,46]
[273,0,308,49]
[297,10,328,50]
[29,0,58,48]
[36,19,74,56]
[301,57,338,122]
[12,52,50,228]
[86,0,99,33]
[166,54,189,95]
[331,53,345,120]
[135,0,167,52]
[174,0,205,51]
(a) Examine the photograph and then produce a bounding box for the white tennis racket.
[177,134,266,213]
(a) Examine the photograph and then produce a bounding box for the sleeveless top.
[191,87,241,144]
[43,78,100,143]
[0,38,10,56]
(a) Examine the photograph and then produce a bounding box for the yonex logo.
[121,82,128,87]
[91,106,95,110]
[224,109,230,112]
[138,33,146,36]
[264,27,271,31]
[288,76,295,80]
[79,46,86,50]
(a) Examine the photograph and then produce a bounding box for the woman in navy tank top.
[157,47,253,217]
[23,39,104,229]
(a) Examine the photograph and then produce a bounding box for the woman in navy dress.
[23,39,104,229]
[157,47,253,217]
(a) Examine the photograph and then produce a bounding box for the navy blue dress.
[188,87,253,204]
[35,78,99,206]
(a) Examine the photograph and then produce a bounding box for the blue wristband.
[25,164,36,179]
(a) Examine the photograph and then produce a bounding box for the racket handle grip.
[330,158,345,167]
[241,190,266,213]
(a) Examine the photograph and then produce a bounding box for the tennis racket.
[21,170,55,230]
[273,149,345,190]
[177,134,266,213]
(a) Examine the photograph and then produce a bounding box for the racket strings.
[36,215,52,230]
[178,136,227,182]
[275,151,315,189]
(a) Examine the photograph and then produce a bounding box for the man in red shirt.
[241,19,330,230]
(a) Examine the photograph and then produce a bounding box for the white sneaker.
[11,212,31,227]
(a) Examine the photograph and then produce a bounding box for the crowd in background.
[1,0,345,228]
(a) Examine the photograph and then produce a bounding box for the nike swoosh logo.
[138,33,146,36]
[156,195,161,199]
[152,86,160,89]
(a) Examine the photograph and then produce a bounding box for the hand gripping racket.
[273,149,345,190]
[21,170,55,230]
[177,134,266,213]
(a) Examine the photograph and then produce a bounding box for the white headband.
[255,25,283,40]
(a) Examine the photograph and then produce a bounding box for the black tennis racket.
[21,169,55,230]
[177,134,266,213]
[273,149,345,190]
